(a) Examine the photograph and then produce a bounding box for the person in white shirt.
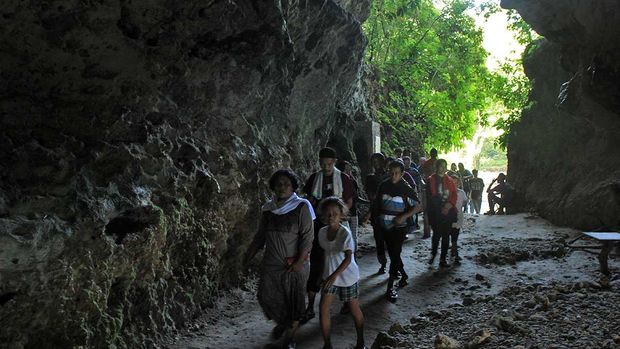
[449,173,468,265]
[318,197,365,349]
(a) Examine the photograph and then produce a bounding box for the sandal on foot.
[386,288,398,303]
[397,277,408,288]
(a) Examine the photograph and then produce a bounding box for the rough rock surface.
[501,0,620,229]
[372,281,620,349]
[0,1,369,347]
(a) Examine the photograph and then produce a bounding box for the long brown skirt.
[257,262,309,325]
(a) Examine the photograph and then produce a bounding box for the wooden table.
[567,232,620,275]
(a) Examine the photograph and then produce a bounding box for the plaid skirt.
[322,282,359,302]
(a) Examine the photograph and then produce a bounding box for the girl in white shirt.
[318,197,365,349]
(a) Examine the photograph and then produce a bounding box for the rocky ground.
[165,213,619,349]
[374,280,620,349]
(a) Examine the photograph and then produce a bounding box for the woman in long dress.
[244,169,315,348]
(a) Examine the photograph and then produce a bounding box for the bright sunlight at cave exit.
[443,1,525,173]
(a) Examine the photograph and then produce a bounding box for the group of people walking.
[244,147,365,349]
[243,146,515,349]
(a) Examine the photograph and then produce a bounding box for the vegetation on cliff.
[363,0,536,152]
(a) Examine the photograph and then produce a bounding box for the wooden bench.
[567,232,620,275]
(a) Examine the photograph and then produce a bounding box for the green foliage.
[491,59,533,148]
[364,0,495,152]
[477,137,507,171]
[478,1,537,149]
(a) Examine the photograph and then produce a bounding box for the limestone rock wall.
[0,0,369,347]
[502,0,620,229]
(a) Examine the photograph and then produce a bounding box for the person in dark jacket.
[372,160,422,302]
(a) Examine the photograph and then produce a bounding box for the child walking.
[318,197,365,349]
[449,173,468,264]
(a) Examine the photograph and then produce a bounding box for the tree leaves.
[364,0,493,152]
[364,0,536,153]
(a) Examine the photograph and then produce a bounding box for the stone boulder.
[0,0,368,347]
[501,0,620,229]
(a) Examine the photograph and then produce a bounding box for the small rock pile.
[372,278,620,349]
[473,237,568,265]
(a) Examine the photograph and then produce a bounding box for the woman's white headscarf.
[261,193,316,220]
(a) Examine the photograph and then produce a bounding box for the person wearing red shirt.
[425,159,458,267]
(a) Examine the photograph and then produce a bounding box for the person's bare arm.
[322,250,352,289]
[486,178,497,193]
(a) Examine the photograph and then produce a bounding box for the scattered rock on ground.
[373,282,620,349]
[464,329,491,349]
[434,334,462,349]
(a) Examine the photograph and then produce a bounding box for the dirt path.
[165,214,617,349]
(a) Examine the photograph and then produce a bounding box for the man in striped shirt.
[372,160,422,302]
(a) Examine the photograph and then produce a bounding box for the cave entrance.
[361,0,528,179]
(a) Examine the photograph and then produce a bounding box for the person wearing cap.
[301,147,354,323]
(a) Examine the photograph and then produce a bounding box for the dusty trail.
[166,214,617,349]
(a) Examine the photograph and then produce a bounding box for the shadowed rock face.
[0,0,368,347]
[502,0,620,229]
